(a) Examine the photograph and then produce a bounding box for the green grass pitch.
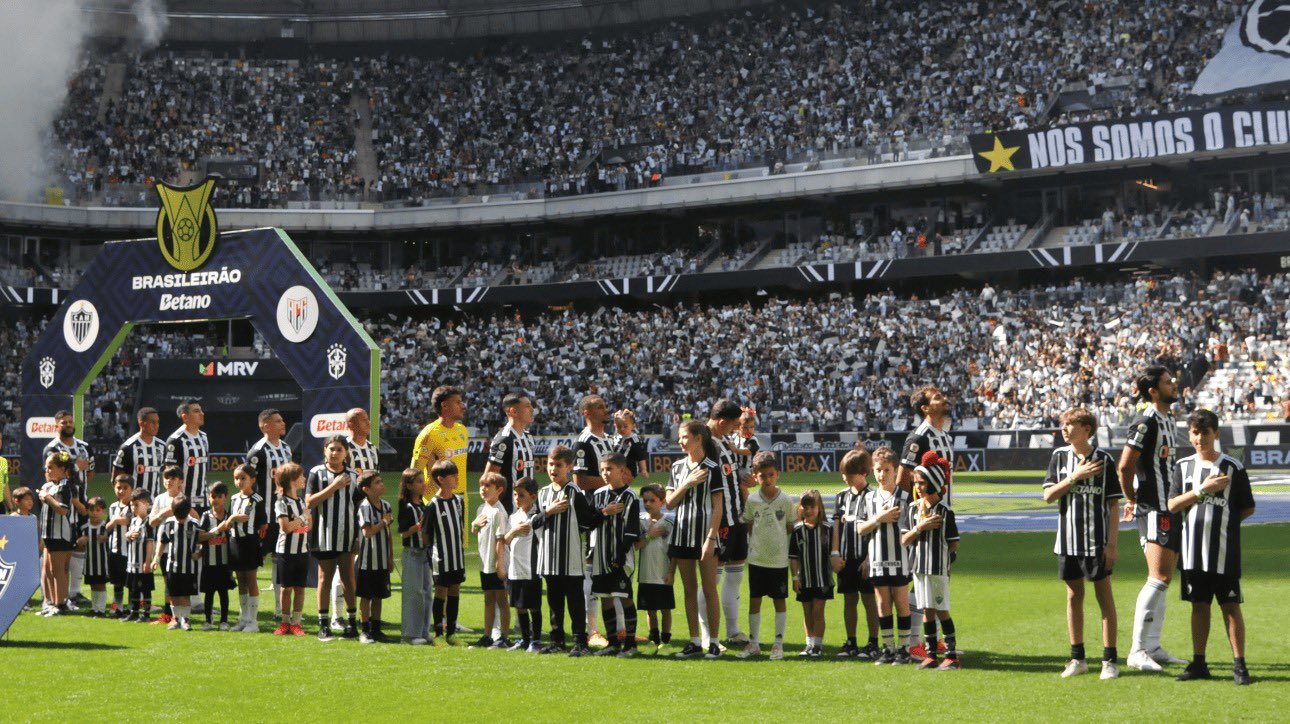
[4,470,1286,721]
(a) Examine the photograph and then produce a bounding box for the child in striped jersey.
[589,454,643,657]
[155,495,203,631]
[398,469,432,645]
[901,452,960,670]
[426,459,466,643]
[471,473,512,649]
[635,484,674,652]
[229,465,265,632]
[122,489,156,622]
[273,463,311,636]
[355,471,394,644]
[105,476,134,617]
[197,482,237,630]
[857,447,914,664]
[790,490,833,657]
[39,451,78,616]
[503,478,543,652]
[76,497,111,616]
[832,449,879,660]
[305,436,361,641]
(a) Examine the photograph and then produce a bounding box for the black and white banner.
[968,102,1290,174]
[1193,1,1290,96]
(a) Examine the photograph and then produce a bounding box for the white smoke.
[132,0,169,48]
[0,0,87,201]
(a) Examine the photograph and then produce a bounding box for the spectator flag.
[1193,1,1290,96]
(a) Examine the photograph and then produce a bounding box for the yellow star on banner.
[977,136,1021,173]
[0,534,7,551]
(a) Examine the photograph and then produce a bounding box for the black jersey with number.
[1171,454,1255,576]
[666,457,722,550]
[789,521,834,589]
[590,486,641,575]
[199,509,232,566]
[488,424,534,513]
[306,464,360,553]
[246,437,293,519]
[903,500,959,576]
[1044,446,1122,556]
[425,494,465,575]
[125,516,154,573]
[833,486,871,561]
[862,486,912,577]
[230,492,265,538]
[113,433,167,497]
[1124,407,1177,513]
[160,517,203,575]
[615,433,650,480]
[901,420,955,507]
[531,482,603,577]
[165,428,210,505]
[274,496,309,555]
[107,500,131,555]
[712,436,743,526]
[357,498,393,571]
[573,428,614,479]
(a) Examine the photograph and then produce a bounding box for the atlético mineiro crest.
[0,556,13,600]
[39,356,55,389]
[287,297,310,335]
[327,343,347,381]
[70,305,93,345]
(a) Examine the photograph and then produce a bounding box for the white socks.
[721,565,744,638]
[697,586,709,641]
[69,555,85,596]
[174,604,190,621]
[247,596,259,629]
[909,607,923,647]
[1132,577,1169,652]
[775,612,787,643]
[91,590,107,612]
[331,576,345,623]
[749,613,761,646]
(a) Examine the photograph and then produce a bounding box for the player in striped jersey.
[832,449,878,659]
[355,471,394,644]
[247,409,293,551]
[112,407,166,497]
[155,495,203,631]
[1118,366,1187,672]
[1043,408,1122,680]
[857,448,914,664]
[306,435,361,641]
[77,497,111,615]
[790,490,833,658]
[529,445,618,656]
[165,401,211,511]
[229,464,266,632]
[898,386,954,656]
[486,393,535,514]
[611,409,650,480]
[726,407,760,486]
[345,407,380,475]
[44,411,92,607]
[38,451,77,616]
[122,489,156,622]
[901,452,960,670]
[503,478,544,652]
[197,482,237,630]
[398,468,432,645]
[589,453,643,657]
[1167,410,1256,685]
[426,459,466,642]
[470,473,512,649]
[104,475,135,617]
[273,463,310,636]
[573,395,615,649]
[665,419,725,659]
[705,399,748,649]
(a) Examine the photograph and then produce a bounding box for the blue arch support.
[19,227,379,484]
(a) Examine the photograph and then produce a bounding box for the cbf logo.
[327,343,347,380]
[38,356,56,389]
[276,285,319,343]
[0,555,12,601]
[1242,1,1290,57]
[61,300,100,353]
[155,178,219,273]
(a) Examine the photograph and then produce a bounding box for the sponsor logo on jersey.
[155,178,218,273]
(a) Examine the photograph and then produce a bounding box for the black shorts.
[259,522,279,556]
[108,553,128,586]
[796,585,834,603]
[43,538,74,553]
[748,565,789,600]
[637,582,675,611]
[870,573,912,588]
[84,570,109,586]
[667,544,701,561]
[508,579,543,610]
[1137,509,1182,552]
[274,553,309,588]
[312,549,343,561]
[837,557,874,594]
[1181,570,1243,605]
[200,564,236,593]
[717,523,748,563]
[232,536,264,572]
[1059,554,1112,582]
[435,568,466,587]
[357,568,392,600]
[127,571,154,593]
[480,571,504,592]
[591,569,633,598]
[167,572,198,597]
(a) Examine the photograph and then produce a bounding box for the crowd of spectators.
[2,268,1285,449]
[45,0,1235,208]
